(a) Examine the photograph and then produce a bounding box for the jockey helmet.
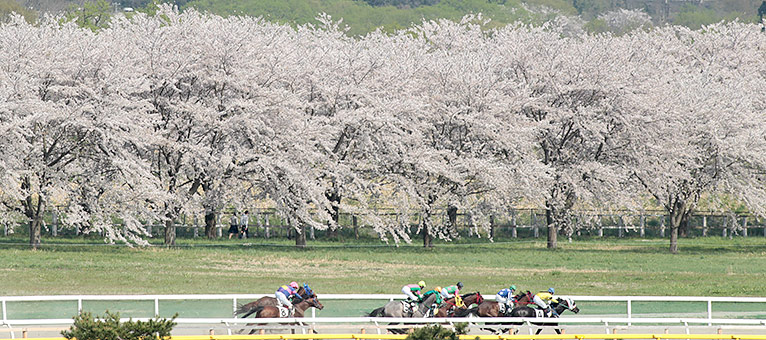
[510,285,516,291]
[290,281,299,289]
[456,282,464,289]
[418,280,426,288]
[435,286,442,292]
[548,287,555,294]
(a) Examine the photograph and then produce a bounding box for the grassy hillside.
[180,0,574,35]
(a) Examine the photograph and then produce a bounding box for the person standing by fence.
[228,212,239,239]
[240,210,249,239]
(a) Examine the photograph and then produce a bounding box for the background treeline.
[2,5,766,254]
[3,0,766,35]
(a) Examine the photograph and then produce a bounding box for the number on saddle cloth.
[278,306,291,318]
[455,294,464,308]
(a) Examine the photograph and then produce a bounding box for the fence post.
[708,300,712,326]
[265,215,271,239]
[702,215,708,237]
[193,216,199,238]
[511,211,517,238]
[310,226,315,240]
[146,223,152,237]
[742,217,748,237]
[52,210,58,237]
[3,222,6,236]
[532,211,539,238]
[660,216,665,238]
[640,214,645,238]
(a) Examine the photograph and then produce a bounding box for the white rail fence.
[2,295,766,338]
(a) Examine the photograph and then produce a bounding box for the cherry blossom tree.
[626,24,766,253]
[0,16,158,248]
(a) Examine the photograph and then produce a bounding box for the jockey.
[440,282,463,300]
[402,281,426,303]
[495,285,517,315]
[533,288,559,317]
[421,286,444,315]
[275,281,301,311]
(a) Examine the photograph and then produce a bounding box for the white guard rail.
[3,294,766,333]
[5,294,766,319]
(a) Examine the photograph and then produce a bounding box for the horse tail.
[235,303,256,317]
[368,306,385,317]
[250,306,266,317]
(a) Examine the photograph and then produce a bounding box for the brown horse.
[253,295,324,318]
[456,291,532,317]
[434,292,484,317]
[242,294,324,334]
[236,286,312,318]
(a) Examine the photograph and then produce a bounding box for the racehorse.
[368,293,438,318]
[367,294,439,334]
[508,297,580,334]
[236,285,313,318]
[242,295,324,334]
[454,291,532,317]
[237,285,323,334]
[252,294,324,318]
[434,292,484,317]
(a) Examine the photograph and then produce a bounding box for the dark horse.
[434,292,484,317]
[237,285,324,334]
[243,295,324,334]
[455,291,532,317]
[508,297,580,334]
[236,285,313,318]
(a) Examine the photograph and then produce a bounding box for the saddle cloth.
[278,306,290,318]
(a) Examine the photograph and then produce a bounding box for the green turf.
[2,236,766,298]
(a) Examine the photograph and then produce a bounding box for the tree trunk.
[422,224,433,248]
[546,206,558,249]
[668,200,686,254]
[29,216,42,250]
[353,215,359,239]
[421,196,436,248]
[489,215,496,239]
[326,189,341,238]
[295,224,306,248]
[447,205,458,230]
[164,219,176,246]
[24,193,45,250]
[205,212,216,239]
[669,225,679,254]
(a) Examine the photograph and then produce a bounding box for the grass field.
[2,235,766,298]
